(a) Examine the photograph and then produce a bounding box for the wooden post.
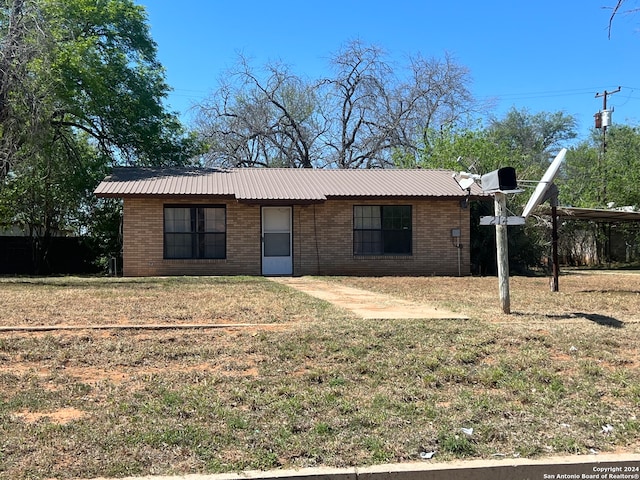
[495,192,511,314]
[551,199,559,292]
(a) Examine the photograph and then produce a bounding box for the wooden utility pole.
[494,192,510,314]
[595,87,620,151]
[551,196,559,292]
[595,87,620,201]
[542,183,560,292]
[594,88,620,263]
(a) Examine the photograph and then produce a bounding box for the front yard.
[0,273,638,479]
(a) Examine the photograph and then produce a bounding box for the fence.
[0,236,101,275]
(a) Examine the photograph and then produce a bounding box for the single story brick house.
[94,167,484,277]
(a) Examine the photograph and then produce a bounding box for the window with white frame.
[353,205,412,255]
[164,205,226,259]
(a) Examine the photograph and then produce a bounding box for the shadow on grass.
[512,312,624,328]
[575,312,624,328]
[579,289,640,295]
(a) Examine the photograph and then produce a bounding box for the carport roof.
[94,167,484,201]
[537,206,640,223]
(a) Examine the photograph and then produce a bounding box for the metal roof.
[94,167,484,201]
[537,205,640,223]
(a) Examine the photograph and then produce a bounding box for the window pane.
[264,232,290,257]
[202,233,225,258]
[263,208,291,233]
[204,208,225,232]
[383,230,412,254]
[382,206,411,230]
[354,206,381,229]
[165,233,193,258]
[165,208,191,233]
[354,206,364,229]
[354,205,411,255]
[354,230,383,255]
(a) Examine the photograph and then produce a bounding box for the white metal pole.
[495,192,511,314]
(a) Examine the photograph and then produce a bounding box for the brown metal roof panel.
[232,169,326,200]
[94,167,483,199]
[316,169,476,197]
[94,167,236,196]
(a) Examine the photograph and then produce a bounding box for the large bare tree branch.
[196,41,477,169]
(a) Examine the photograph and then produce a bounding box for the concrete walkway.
[271,277,467,320]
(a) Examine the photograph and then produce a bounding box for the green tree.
[487,108,577,179]
[0,0,51,177]
[418,123,512,171]
[561,137,601,207]
[599,125,640,208]
[417,109,578,274]
[561,125,640,265]
[562,125,640,209]
[43,0,200,167]
[0,131,102,272]
[0,0,203,272]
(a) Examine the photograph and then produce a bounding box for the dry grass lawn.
[0,272,638,479]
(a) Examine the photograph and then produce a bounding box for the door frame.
[261,206,293,276]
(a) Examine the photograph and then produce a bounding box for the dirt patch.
[14,407,87,425]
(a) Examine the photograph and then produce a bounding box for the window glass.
[204,207,225,232]
[354,205,411,256]
[164,206,226,259]
[165,233,192,258]
[264,232,291,256]
[165,208,191,233]
[354,230,383,255]
[202,233,225,258]
[354,205,381,229]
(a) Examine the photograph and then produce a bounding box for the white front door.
[261,206,293,275]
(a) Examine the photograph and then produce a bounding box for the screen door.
[261,206,292,275]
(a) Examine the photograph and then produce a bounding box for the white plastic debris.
[602,424,614,434]
[559,423,570,428]
[569,346,578,353]
[460,427,474,436]
[420,451,436,460]
[590,449,599,455]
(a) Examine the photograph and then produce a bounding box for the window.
[353,205,412,255]
[164,205,226,259]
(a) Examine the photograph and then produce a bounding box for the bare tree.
[319,41,393,168]
[196,41,477,169]
[607,0,640,38]
[320,41,476,168]
[197,57,325,168]
[408,52,476,149]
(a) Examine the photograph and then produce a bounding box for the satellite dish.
[458,177,476,190]
[522,148,567,218]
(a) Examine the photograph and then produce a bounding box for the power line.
[479,86,639,103]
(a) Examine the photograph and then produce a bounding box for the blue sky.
[140,0,639,142]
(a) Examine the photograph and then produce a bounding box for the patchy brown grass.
[0,273,638,479]
[0,276,330,326]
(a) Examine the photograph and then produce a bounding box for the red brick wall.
[122,197,471,276]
